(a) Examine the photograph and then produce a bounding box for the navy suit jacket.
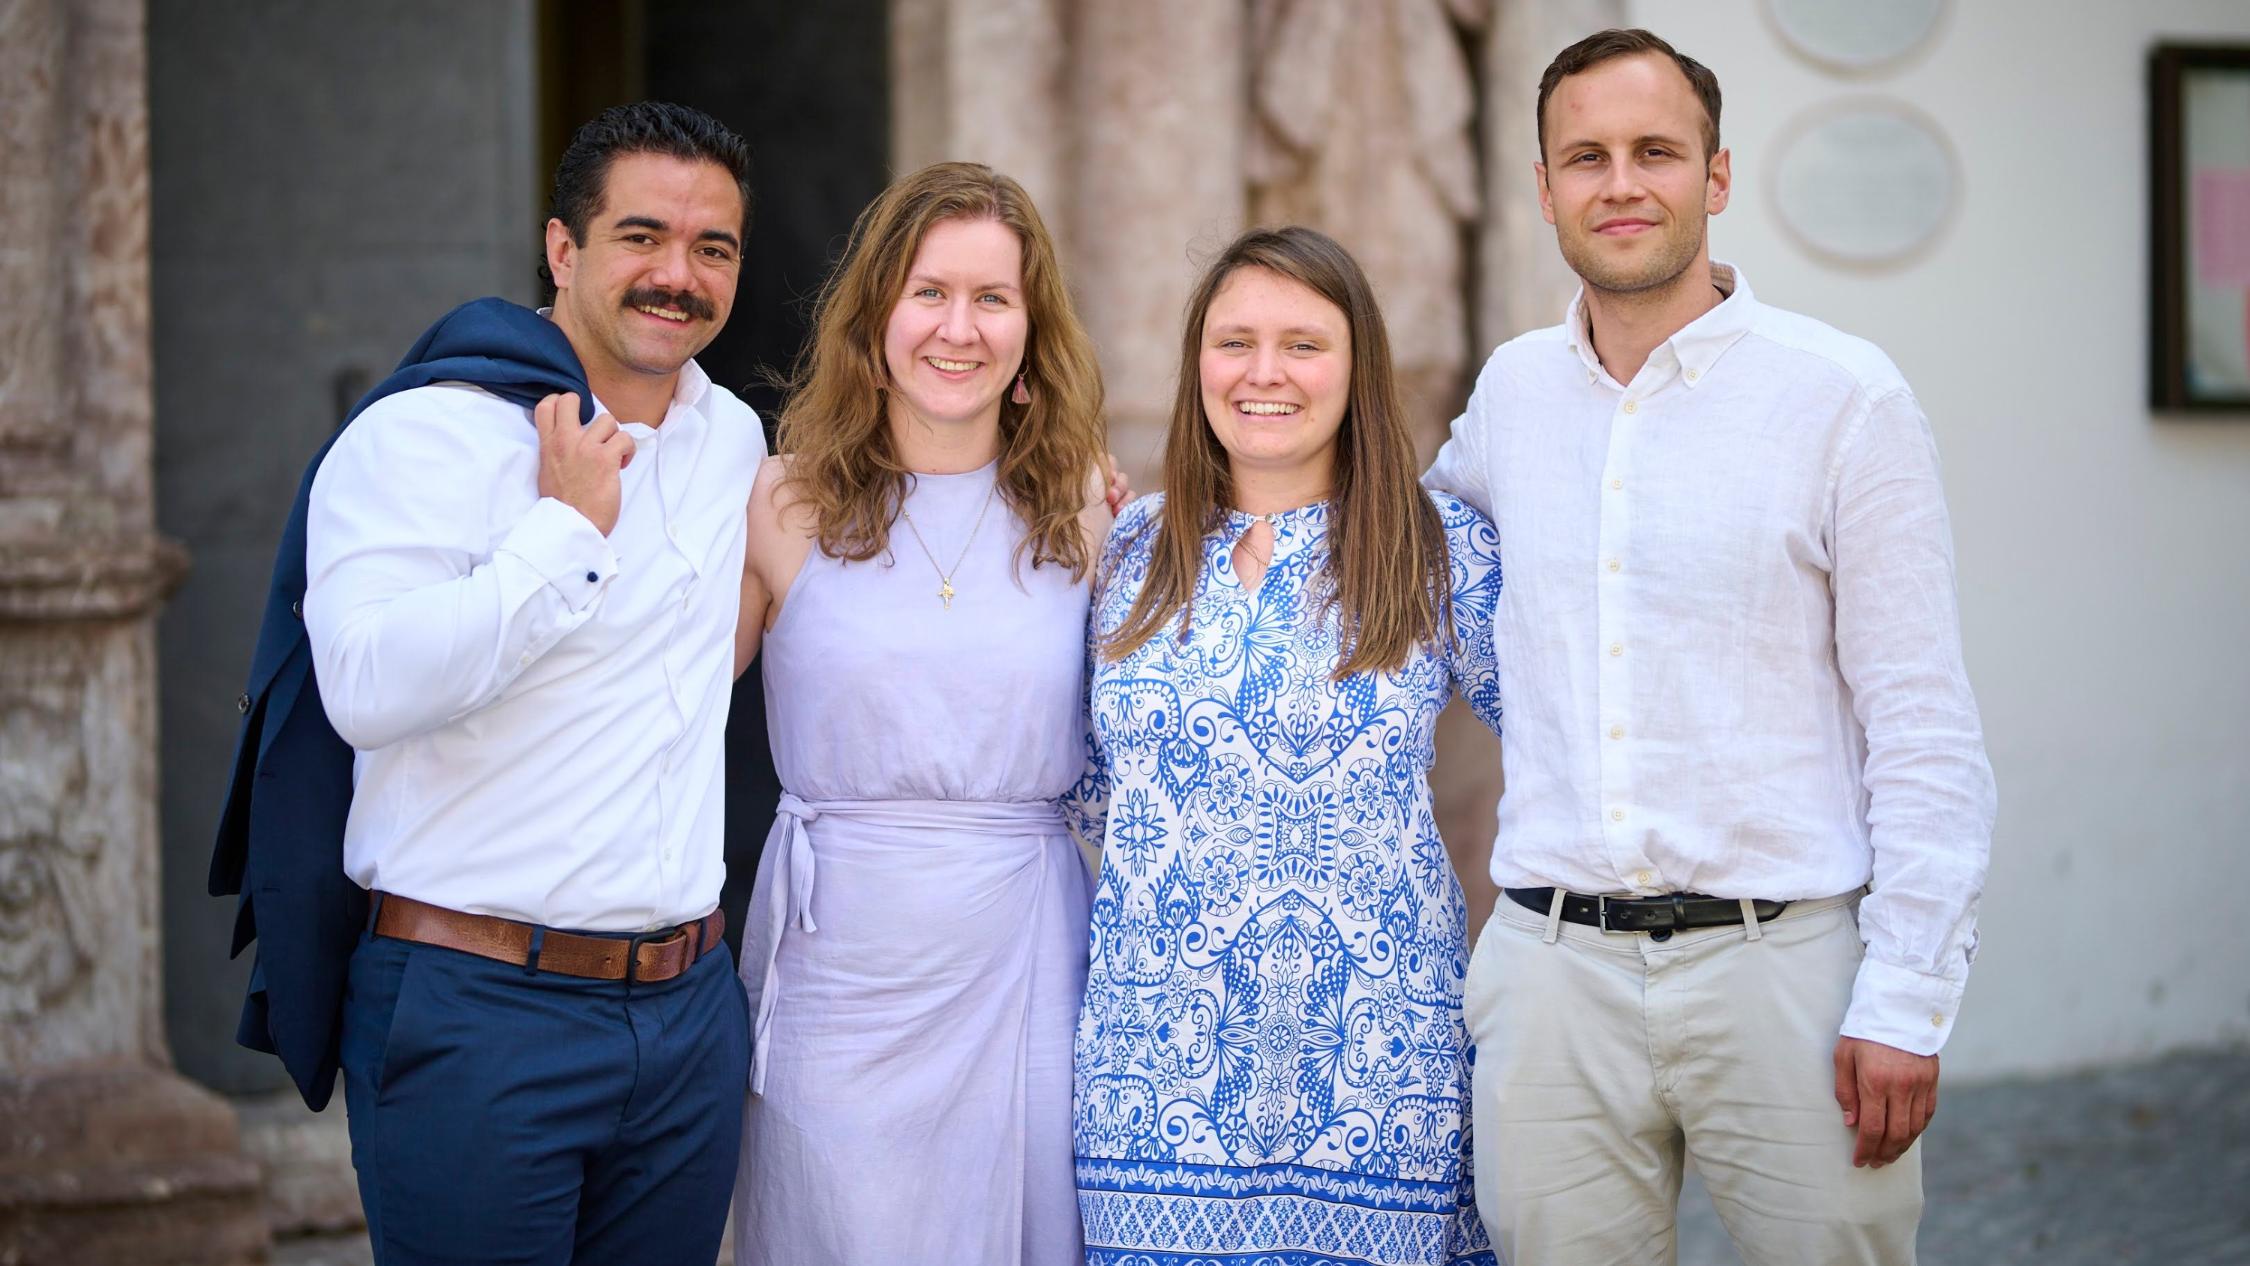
[209,298,593,1110]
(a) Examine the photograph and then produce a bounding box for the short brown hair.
[1537,28,1722,161]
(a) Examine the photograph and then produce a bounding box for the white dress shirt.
[1425,264,1995,1055]
[305,356,764,932]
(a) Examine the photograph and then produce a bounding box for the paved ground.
[270,1047,2250,1264]
[1681,1047,2250,1265]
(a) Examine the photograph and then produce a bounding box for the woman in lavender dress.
[1069,227,1504,1265]
[728,162,1110,1264]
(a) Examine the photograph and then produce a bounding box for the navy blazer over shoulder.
[209,298,592,1111]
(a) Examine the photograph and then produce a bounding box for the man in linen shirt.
[304,103,764,1262]
[1425,29,1995,1263]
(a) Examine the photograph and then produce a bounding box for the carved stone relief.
[1248,0,1486,454]
[0,664,100,1024]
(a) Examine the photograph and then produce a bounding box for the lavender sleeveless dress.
[733,462,1093,1265]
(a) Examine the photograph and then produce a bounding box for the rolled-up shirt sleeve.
[304,387,618,751]
[1829,387,1997,1055]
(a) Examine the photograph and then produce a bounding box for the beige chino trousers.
[1464,889,1923,1265]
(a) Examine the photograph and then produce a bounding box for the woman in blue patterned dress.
[1069,226,1504,1266]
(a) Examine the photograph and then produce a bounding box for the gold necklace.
[898,481,997,610]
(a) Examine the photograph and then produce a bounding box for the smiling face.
[881,215,1028,437]
[1199,266,1352,488]
[545,151,743,388]
[1537,51,1730,297]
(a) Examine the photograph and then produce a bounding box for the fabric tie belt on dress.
[745,793,1069,1095]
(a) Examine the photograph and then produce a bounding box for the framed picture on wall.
[2152,43,2250,411]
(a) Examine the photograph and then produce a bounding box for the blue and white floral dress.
[1068,491,1504,1266]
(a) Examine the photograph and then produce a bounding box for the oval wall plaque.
[1766,0,1946,73]
[1769,100,1958,268]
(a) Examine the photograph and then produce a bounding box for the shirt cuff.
[498,497,619,614]
[1842,955,1967,1057]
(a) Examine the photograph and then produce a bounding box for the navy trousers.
[340,923,749,1265]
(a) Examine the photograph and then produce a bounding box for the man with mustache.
[1426,29,1995,1264]
[293,102,760,1262]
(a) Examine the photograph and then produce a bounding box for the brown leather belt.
[372,892,726,983]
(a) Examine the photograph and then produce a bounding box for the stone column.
[1248,0,1485,460]
[0,1,263,1261]
[891,0,1072,234]
[892,0,1246,491]
[1066,0,1247,487]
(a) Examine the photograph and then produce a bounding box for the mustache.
[621,287,716,321]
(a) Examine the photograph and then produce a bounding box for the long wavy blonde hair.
[777,162,1105,579]
[1103,226,1453,678]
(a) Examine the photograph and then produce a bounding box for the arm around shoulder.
[1433,494,1504,737]
[1420,360,1498,516]
[1077,462,1117,569]
[736,453,814,677]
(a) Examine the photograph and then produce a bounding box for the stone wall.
[0,1,263,1259]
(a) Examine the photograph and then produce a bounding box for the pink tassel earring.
[1011,372,1031,405]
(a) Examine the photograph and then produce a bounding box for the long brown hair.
[1103,226,1452,678]
[777,162,1105,578]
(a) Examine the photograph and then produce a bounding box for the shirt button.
[1609,643,1623,657]
[1609,724,1625,739]
[1622,400,1638,414]
[1685,368,1700,382]
[1606,558,1621,572]
[519,652,533,667]
[585,570,600,583]
[1611,808,1625,823]
[1931,1013,1946,1028]
[1636,869,1653,886]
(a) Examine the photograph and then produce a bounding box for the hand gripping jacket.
[207,298,592,1110]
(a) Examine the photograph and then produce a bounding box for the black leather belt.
[1505,886,1788,935]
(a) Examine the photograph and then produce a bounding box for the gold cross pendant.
[939,577,955,609]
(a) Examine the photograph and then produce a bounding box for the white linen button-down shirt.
[305,355,764,932]
[1425,264,1995,1055]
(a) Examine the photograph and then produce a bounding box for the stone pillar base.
[234,1087,362,1240]
[0,1060,268,1265]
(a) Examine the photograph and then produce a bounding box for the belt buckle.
[1596,894,1685,934]
[623,923,691,983]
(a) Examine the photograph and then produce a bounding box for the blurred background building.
[3,0,2246,1260]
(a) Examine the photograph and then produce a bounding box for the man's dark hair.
[1537,28,1722,162]
[547,101,755,249]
